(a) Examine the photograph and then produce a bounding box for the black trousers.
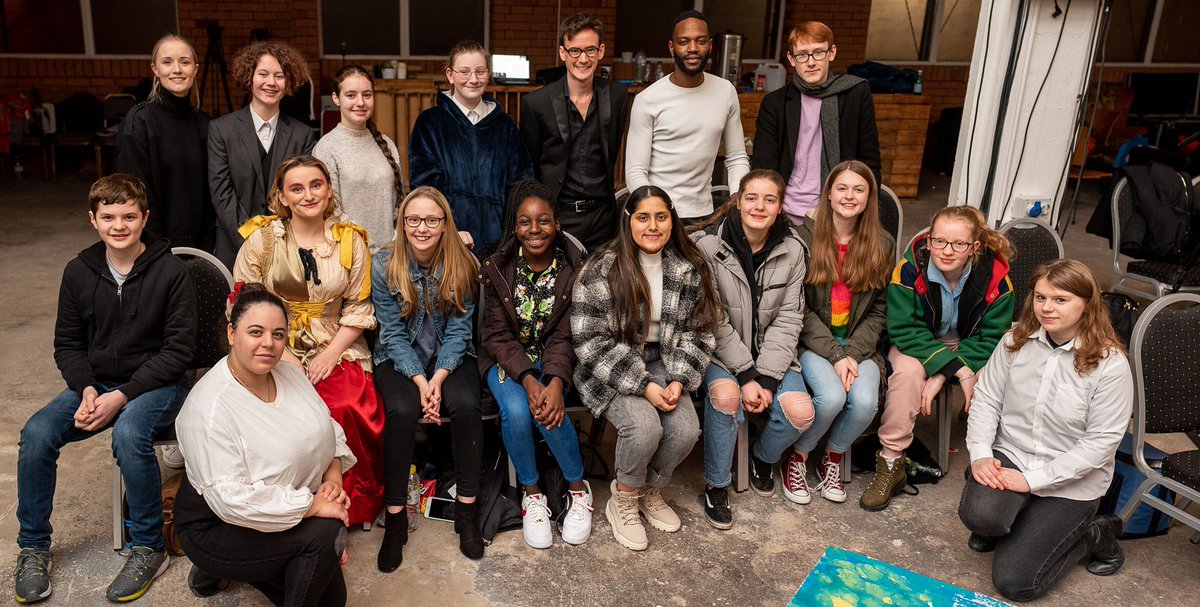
[957,450,1099,602]
[557,201,617,253]
[374,357,482,505]
[179,517,346,607]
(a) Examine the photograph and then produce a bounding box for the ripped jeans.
[702,364,809,488]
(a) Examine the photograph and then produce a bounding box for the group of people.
[14,9,1136,607]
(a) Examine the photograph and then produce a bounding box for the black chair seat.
[1127,260,1200,287]
[1162,449,1200,490]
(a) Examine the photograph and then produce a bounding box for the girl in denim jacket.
[371,186,483,570]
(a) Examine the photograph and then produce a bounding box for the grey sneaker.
[14,549,52,604]
[106,546,169,602]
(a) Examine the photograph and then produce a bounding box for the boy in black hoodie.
[15,174,195,604]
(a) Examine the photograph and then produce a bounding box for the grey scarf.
[793,72,866,181]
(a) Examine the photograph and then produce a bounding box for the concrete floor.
[1,170,1198,606]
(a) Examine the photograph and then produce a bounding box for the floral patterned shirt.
[513,248,563,366]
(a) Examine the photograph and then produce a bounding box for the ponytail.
[930,206,1013,261]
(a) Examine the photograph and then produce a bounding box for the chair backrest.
[999,218,1065,321]
[102,94,137,127]
[1131,292,1200,435]
[1109,177,1134,275]
[173,247,234,370]
[878,184,904,261]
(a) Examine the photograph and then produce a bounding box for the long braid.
[365,117,405,200]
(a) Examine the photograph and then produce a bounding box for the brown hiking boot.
[859,451,907,511]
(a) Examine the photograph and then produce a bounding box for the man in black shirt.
[520,13,628,252]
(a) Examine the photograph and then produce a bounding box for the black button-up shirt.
[558,80,609,202]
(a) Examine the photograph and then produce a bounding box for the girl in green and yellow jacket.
[861,205,1014,512]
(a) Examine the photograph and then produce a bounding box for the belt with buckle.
[561,199,603,214]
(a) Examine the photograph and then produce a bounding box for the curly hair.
[230,41,310,95]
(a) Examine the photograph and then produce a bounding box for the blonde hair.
[1008,259,1125,375]
[148,34,200,108]
[930,205,1014,261]
[386,186,477,317]
[806,160,892,292]
[267,155,342,220]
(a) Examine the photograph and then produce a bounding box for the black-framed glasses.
[404,215,444,229]
[451,67,490,79]
[928,237,976,253]
[789,48,830,62]
[563,46,600,58]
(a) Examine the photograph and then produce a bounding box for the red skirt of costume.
[315,361,385,526]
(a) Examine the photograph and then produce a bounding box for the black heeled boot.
[377,510,408,573]
[1086,514,1125,576]
[454,500,485,560]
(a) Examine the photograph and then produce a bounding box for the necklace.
[229,362,276,402]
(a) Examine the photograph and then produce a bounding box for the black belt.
[559,198,605,214]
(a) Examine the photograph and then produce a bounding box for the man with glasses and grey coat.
[753,21,882,225]
[520,13,628,252]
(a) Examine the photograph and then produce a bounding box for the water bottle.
[633,51,647,85]
[406,464,421,532]
[655,62,664,82]
[913,70,924,95]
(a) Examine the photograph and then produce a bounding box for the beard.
[672,48,710,77]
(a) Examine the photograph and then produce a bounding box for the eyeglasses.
[789,48,830,62]
[928,237,976,253]
[451,67,490,79]
[404,215,444,229]
[563,46,600,58]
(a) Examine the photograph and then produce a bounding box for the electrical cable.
[999,0,1072,222]
[964,0,999,206]
[979,0,1032,217]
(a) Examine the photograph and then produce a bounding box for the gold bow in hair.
[331,222,372,302]
[238,215,280,240]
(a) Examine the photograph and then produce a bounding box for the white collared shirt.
[443,90,494,125]
[251,108,280,152]
[966,329,1133,501]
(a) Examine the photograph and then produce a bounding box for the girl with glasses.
[409,40,533,253]
[233,155,384,533]
[689,169,810,529]
[861,205,1014,512]
[753,160,895,508]
[478,180,593,549]
[314,65,405,254]
[572,186,721,551]
[371,186,485,570]
[958,260,1130,601]
[114,35,214,251]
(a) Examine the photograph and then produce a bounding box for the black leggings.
[374,357,482,505]
[179,517,346,607]
[957,450,1099,602]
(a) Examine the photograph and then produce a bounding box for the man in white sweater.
[625,10,750,220]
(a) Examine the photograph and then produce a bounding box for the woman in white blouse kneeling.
[958,259,1133,602]
[174,282,356,606]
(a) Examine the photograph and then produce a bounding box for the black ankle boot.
[967,532,998,553]
[455,500,485,560]
[377,510,408,573]
[1086,514,1125,576]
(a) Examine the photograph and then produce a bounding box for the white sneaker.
[560,481,593,545]
[521,493,553,549]
[160,445,185,469]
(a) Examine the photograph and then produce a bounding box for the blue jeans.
[796,350,881,454]
[17,383,187,551]
[487,364,584,487]
[703,364,807,488]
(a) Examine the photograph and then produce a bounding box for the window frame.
[317,0,491,61]
[0,0,179,59]
[864,0,973,66]
[1107,0,1200,68]
[613,0,787,65]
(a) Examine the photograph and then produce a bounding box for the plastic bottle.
[913,70,924,95]
[633,51,647,85]
[13,157,24,181]
[406,464,421,532]
[654,62,664,82]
